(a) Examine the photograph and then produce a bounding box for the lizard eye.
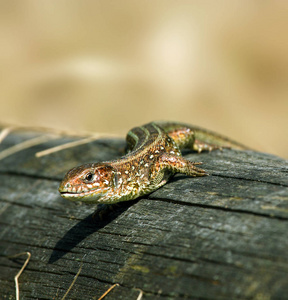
[84,172,94,182]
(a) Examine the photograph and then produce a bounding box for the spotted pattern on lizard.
[59,121,247,204]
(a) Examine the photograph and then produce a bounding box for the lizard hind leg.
[166,126,224,153]
[156,121,248,153]
[165,127,196,150]
[159,154,208,177]
[192,139,224,153]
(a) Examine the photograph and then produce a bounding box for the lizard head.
[59,163,115,203]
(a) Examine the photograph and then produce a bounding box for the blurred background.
[0,1,287,158]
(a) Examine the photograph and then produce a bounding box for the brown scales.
[59,121,247,204]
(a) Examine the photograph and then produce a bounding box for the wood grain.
[0,128,287,299]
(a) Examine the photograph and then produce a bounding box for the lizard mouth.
[59,184,95,198]
[59,191,91,200]
[59,187,108,203]
[60,191,85,197]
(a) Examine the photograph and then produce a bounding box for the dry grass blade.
[0,135,56,161]
[97,283,119,300]
[61,262,83,300]
[0,127,13,144]
[135,288,144,300]
[35,133,120,157]
[8,251,31,300]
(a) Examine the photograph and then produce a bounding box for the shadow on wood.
[49,201,136,264]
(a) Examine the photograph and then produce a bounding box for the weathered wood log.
[0,127,287,299]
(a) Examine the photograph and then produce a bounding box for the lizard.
[58,121,247,204]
